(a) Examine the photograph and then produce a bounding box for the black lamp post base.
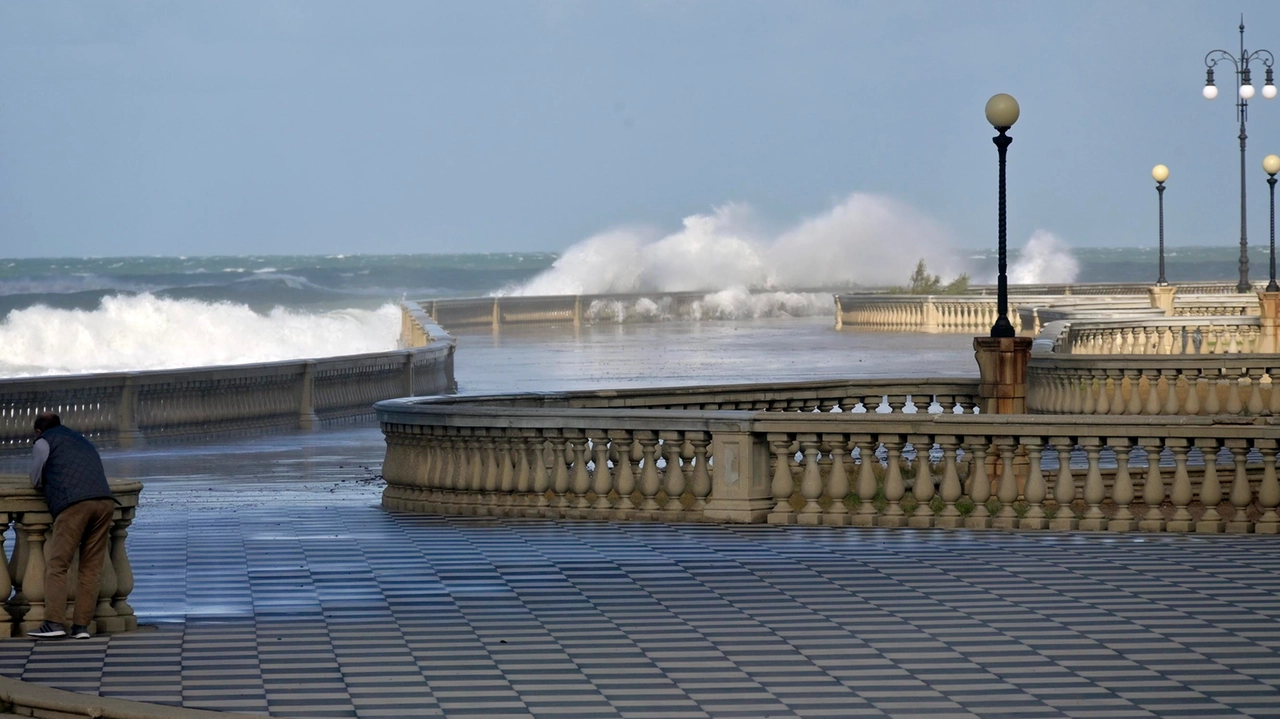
[989,316,1016,338]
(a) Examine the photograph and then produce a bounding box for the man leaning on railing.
[25,411,117,640]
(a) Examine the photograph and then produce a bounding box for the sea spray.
[0,294,400,377]
[1009,231,1080,284]
[505,193,963,298]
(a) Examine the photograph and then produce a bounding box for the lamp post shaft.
[991,130,1015,338]
[1239,116,1251,292]
[1157,183,1167,286]
[1269,176,1278,292]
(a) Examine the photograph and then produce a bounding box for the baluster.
[964,436,992,529]
[1225,439,1253,533]
[1195,439,1224,533]
[1162,371,1181,415]
[1141,371,1161,415]
[1247,371,1266,416]
[797,435,824,525]
[0,515,9,636]
[609,432,636,515]
[935,437,963,528]
[19,513,50,634]
[547,431,571,512]
[1049,437,1078,530]
[1185,370,1203,415]
[1020,439,1048,530]
[1204,372,1222,414]
[109,508,136,631]
[851,435,878,527]
[1166,440,1193,532]
[909,437,936,528]
[1255,440,1279,534]
[497,435,516,511]
[1269,369,1280,416]
[1078,373,1094,415]
[1138,438,1166,532]
[591,432,614,512]
[1092,373,1109,415]
[991,437,1018,529]
[660,432,687,517]
[511,436,531,512]
[767,434,797,525]
[94,530,119,633]
[878,435,906,527]
[688,432,712,514]
[1226,375,1246,416]
[823,434,850,526]
[466,430,486,512]
[1079,438,1107,530]
[567,433,591,514]
[530,433,552,516]
[886,396,907,414]
[1107,371,1126,415]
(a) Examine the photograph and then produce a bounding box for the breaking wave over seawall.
[0,294,400,377]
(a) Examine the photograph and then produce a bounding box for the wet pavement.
[0,325,1276,717]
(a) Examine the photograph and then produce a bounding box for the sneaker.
[27,621,66,639]
[70,625,91,640]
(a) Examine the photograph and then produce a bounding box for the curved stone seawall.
[0,303,455,452]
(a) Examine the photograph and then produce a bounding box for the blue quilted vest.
[38,425,113,518]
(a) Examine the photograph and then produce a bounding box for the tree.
[904,259,970,295]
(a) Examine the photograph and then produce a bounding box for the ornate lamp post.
[1202,18,1276,293]
[1152,164,1170,286]
[985,93,1019,338]
[1265,154,1280,292]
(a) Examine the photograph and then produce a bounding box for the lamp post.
[1202,17,1276,293]
[985,93,1019,338]
[1265,154,1280,292]
[1152,164,1170,286]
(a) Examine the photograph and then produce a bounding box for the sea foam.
[0,294,400,377]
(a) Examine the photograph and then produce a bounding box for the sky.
[3,1,1280,258]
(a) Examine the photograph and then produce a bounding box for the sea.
[0,245,1270,381]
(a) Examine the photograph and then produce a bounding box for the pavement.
[0,426,1278,718]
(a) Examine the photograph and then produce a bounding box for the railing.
[1063,317,1263,355]
[419,290,833,330]
[0,477,140,637]
[378,386,1280,533]
[1028,355,1280,416]
[0,303,454,452]
[834,295,1027,334]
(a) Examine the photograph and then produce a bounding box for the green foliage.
[873,488,888,514]
[956,497,975,517]
[929,496,946,515]
[902,259,971,295]
[901,495,919,516]
[985,497,1003,516]
[1012,500,1030,519]
[845,493,861,511]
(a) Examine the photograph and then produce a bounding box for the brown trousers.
[44,498,115,627]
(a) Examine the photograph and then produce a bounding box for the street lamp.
[1265,154,1280,292]
[1202,17,1276,293]
[1152,165,1170,286]
[985,93,1019,338]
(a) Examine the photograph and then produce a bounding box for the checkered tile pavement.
[0,431,1278,718]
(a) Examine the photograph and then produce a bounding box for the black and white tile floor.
[1,429,1279,719]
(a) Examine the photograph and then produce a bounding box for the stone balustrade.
[1172,295,1260,317]
[0,303,454,453]
[378,387,1280,533]
[0,476,140,637]
[1027,355,1280,416]
[834,295,1026,334]
[1063,317,1263,355]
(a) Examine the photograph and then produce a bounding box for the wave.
[1009,231,1080,284]
[0,294,400,377]
[584,288,833,322]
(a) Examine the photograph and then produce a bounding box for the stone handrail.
[378,387,1280,534]
[0,476,140,638]
[0,675,270,719]
[0,303,454,452]
[1064,317,1263,355]
[1027,354,1280,416]
[965,281,1266,296]
[834,294,1028,334]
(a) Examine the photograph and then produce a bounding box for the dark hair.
[33,412,61,433]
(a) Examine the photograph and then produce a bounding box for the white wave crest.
[584,289,832,322]
[0,294,399,377]
[1009,230,1080,284]
[505,193,960,296]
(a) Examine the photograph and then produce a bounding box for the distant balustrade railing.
[379,386,1280,534]
[835,295,1028,334]
[1064,317,1263,355]
[1027,355,1280,416]
[0,477,140,637]
[0,303,454,452]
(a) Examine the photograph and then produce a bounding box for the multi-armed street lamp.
[1152,164,1170,286]
[1202,18,1276,292]
[984,93,1019,338]
[1265,154,1280,292]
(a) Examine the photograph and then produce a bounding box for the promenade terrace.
[0,285,1275,717]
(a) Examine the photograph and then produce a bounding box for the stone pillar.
[298,361,319,430]
[973,336,1033,414]
[1258,291,1280,353]
[117,375,144,448]
[1148,285,1177,316]
[704,429,773,523]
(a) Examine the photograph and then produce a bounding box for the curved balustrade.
[0,303,454,452]
[834,295,1026,334]
[1028,356,1280,416]
[0,476,140,637]
[379,388,1280,534]
[1064,318,1263,355]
